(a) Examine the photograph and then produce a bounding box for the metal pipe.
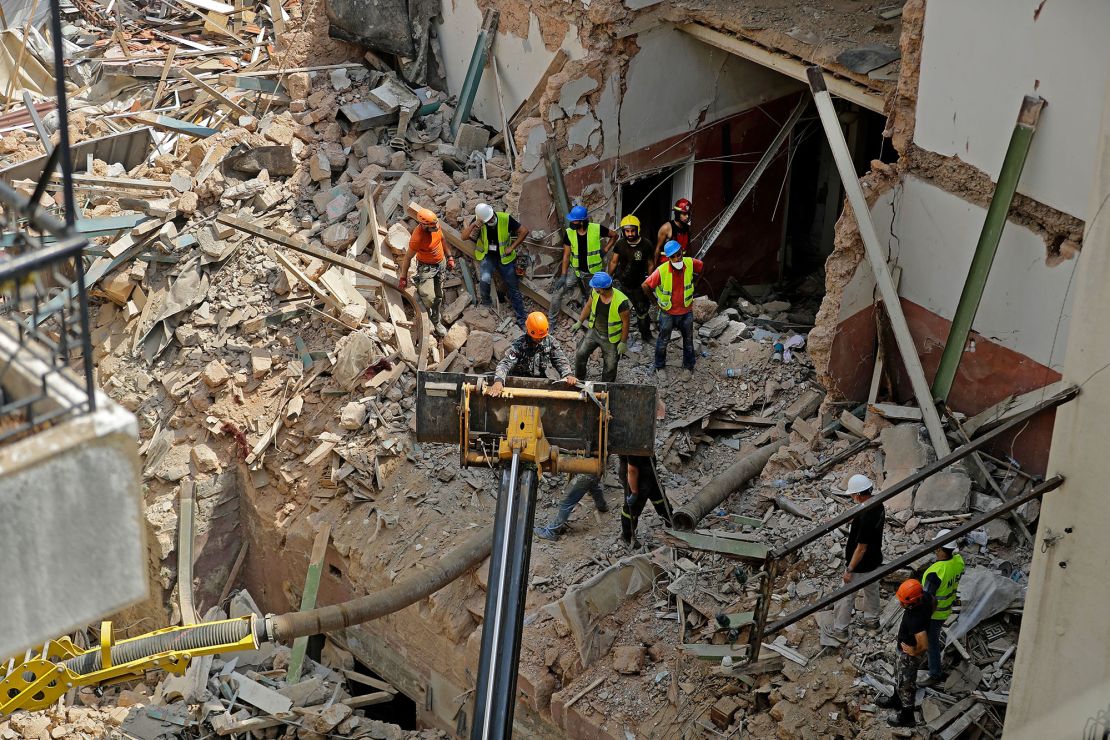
[672,440,787,530]
[807,65,952,457]
[772,384,1077,560]
[932,95,1046,402]
[267,525,493,642]
[760,475,1063,637]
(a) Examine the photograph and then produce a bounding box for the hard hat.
[589,272,613,289]
[846,474,874,495]
[620,215,641,231]
[663,240,682,258]
[525,312,549,340]
[567,205,588,222]
[475,203,495,223]
[934,529,959,550]
[416,208,438,226]
[673,198,692,213]
[896,579,925,607]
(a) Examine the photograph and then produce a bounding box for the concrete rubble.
[0,0,1051,737]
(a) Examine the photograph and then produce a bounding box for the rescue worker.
[876,579,933,728]
[550,205,618,320]
[920,529,965,685]
[641,240,703,379]
[619,455,673,549]
[398,208,454,336]
[572,272,630,383]
[461,203,529,329]
[829,474,884,642]
[608,215,654,343]
[655,197,692,262]
[486,312,577,397]
[533,473,608,541]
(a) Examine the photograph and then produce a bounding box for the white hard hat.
[846,474,874,495]
[934,529,959,550]
[475,203,495,223]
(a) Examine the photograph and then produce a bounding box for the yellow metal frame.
[0,616,258,716]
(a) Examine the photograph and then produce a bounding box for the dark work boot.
[887,709,916,728]
[875,694,903,710]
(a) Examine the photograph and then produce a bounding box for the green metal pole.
[286,525,331,683]
[450,10,499,138]
[932,95,1045,402]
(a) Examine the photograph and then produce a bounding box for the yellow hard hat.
[620,215,641,230]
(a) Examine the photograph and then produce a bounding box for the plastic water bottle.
[723,368,742,378]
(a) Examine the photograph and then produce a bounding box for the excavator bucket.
[415,371,656,457]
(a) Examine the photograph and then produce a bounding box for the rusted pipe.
[267,526,493,642]
[671,441,786,531]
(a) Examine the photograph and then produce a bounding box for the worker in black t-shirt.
[876,579,933,728]
[549,205,618,321]
[830,474,884,642]
[609,215,655,343]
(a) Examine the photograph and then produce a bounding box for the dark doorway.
[349,659,418,729]
[619,164,686,245]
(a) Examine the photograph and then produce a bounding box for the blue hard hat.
[567,205,588,222]
[663,240,682,258]
[589,272,613,289]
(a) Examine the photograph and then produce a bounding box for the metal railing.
[0,0,96,444]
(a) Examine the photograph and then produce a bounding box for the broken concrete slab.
[913,469,971,514]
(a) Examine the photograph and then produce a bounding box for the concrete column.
[1004,65,1110,736]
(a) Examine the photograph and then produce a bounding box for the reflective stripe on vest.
[567,223,603,277]
[655,258,694,310]
[588,289,629,344]
[475,212,516,264]
[923,554,964,620]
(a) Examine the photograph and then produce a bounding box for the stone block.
[284,72,310,99]
[611,645,644,674]
[443,322,469,353]
[321,223,354,248]
[463,330,495,369]
[201,360,230,388]
[250,348,272,378]
[340,401,367,430]
[913,470,971,513]
[454,123,490,155]
[191,444,220,473]
[309,151,332,182]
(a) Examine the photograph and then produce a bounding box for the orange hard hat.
[896,579,925,607]
[416,208,438,226]
[525,312,549,340]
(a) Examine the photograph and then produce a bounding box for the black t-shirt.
[845,502,884,572]
[612,238,652,283]
[897,599,933,648]
[478,216,521,252]
[619,455,658,496]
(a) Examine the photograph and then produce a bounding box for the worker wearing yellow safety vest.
[641,240,703,379]
[571,272,630,383]
[920,530,965,686]
[550,205,618,322]
[461,203,529,328]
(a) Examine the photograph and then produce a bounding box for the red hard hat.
[673,198,692,213]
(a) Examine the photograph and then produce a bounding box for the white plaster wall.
[915,0,1110,219]
[436,0,585,129]
[864,175,1075,369]
[618,26,803,156]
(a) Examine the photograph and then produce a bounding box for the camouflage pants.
[895,650,922,708]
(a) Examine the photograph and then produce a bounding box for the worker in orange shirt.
[641,240,702,379]
[398,208,455,336]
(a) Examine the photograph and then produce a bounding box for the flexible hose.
[268,525,494,643]
[63,620,253,676]
[671,441,786,530]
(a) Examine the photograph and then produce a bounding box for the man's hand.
[564,375,578,387]
[398,276,408,290]
[486,380,504,397]
[447,257,456,270]
[571,320,583,332]
[900,642,915,655]
[617,341,627,356]
[843,570,853,584]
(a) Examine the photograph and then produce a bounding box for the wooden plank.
[150,46,176,111]
[838,409,867,438]
[128,112,219,138]
[286,525,332,684]
[678,644,748,660]
[341,669,397,694]
[962,380,1066,437]
[179,68,251,118]
[939,703,986,740]
[867,402,922,421]
[178,0,234,13]
[272,250,344,311]
[211,691,392,735]
[383,287,417,363]
[563,676,604,710]
[660,529,768,561]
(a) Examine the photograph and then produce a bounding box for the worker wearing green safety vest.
[920,529,965,685]
[572,272,630,383]
[550,204,618,322]
[642,241,703,377]
[462,203,529,327]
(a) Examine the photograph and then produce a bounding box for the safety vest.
[588,289,629,344]
[655,258,694,311]
[475,212,516,264]
[566,223,603,277]
[923,554,965,621]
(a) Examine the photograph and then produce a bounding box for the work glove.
[617,341,627,356]
[447,257,456,270]
[571,321,583,332]
[398,276,407,290]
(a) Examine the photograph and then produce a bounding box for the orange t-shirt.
[409,227,445,264]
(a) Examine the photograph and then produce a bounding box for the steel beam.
[450,9,499,138]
